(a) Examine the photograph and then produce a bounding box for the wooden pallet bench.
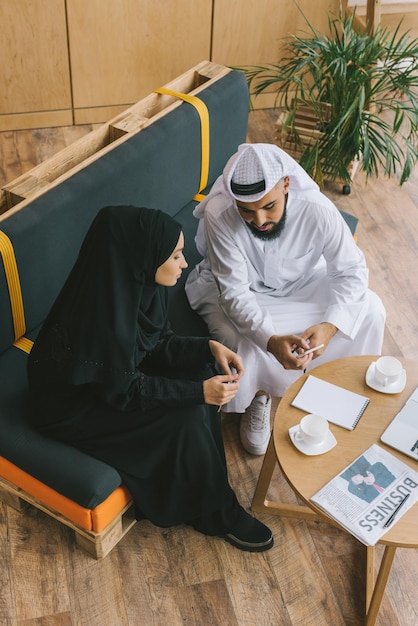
[0,61,249,558]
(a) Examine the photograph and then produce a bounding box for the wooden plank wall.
[0,0,343,130]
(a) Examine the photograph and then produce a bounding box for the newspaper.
[311,444,418,545]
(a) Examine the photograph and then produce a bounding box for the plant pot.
[274,102,360,194]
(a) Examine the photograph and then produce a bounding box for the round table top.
[273,355,418,548]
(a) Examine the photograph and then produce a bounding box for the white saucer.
[365,361,406,394]
[288,425,337,456]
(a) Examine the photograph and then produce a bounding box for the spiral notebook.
[291,375,370,430]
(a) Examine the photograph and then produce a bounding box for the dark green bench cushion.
[0,338,122,508]
[339,209,358,236]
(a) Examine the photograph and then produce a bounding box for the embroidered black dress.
[27,206,238,531]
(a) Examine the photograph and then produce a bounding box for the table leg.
[365,545,375,612]
[251,435,277,513]
[251,434,320,521]
[365,545,397,626]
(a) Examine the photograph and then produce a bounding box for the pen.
[383,492,410,528]
[295,344,324,358]
[293,343,324,374]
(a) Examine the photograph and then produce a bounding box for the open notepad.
[291,375,370,430]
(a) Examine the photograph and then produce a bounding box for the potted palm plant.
[240,11,418,192]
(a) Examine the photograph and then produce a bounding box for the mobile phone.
[296,343,324,358]
[222,366,237,383]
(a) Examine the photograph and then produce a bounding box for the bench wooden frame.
[0,475,137,558]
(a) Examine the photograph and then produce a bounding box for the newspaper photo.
[311,444,418,545]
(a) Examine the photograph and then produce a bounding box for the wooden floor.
[1,110,418,625]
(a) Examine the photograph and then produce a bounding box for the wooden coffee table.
[252,355,418,626]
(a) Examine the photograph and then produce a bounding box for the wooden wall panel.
[8,0,410,129]
[211,0,342,66]
[211,0,342,108]
[0,0,72,124]
[381,12,418,34]
[66,0,212,116]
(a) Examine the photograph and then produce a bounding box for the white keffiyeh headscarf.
[224,143,318,202]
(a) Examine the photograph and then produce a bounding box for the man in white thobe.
[185,144,386,455]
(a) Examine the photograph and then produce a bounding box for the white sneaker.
[240,395,272,455]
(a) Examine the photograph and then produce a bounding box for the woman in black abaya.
[27,205,273,552]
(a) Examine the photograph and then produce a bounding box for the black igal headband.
[230,179,266,195]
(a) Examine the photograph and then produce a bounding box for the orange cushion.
[0,456,132,533]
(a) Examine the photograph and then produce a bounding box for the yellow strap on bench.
[13,336,34,354]
[155,87,209,198]
[0,230,33,354]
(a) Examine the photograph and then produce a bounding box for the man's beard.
[245,207,287,241]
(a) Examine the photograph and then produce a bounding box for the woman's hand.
[203,374,239,407]
[205,340,243,408]
[208,339,244,378]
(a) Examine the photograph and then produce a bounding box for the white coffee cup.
[374,356,403,388]
[295,414,329,447]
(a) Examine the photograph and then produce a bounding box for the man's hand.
[267,334,312,370]
[267,323,338,371]
[301,322,338,355]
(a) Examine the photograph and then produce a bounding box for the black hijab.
[28,206,182,394]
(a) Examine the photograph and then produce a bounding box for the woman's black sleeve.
[142,333,214,371]
[102,336,215,411]
[137,335,215,410]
